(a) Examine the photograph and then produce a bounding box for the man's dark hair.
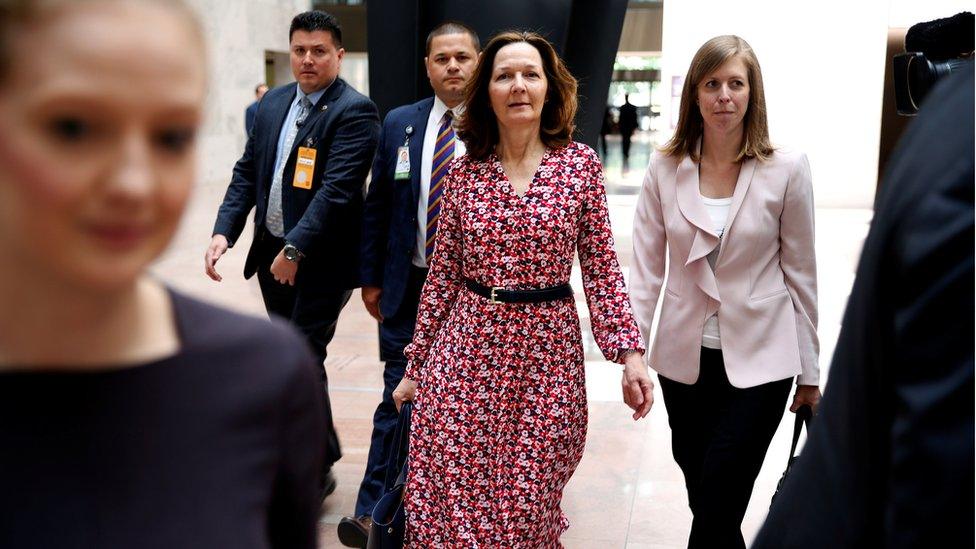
[289,10,342,47]
[425,20,480,57]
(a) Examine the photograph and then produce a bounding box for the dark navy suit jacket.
[361,97,434,318]
[214,79,380,289]
[244,100,259,136]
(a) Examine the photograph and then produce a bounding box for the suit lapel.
[261,85,296,188]
[292,78,345,153]
[409,98,434,206]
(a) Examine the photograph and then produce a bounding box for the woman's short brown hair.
[661,35,773,162]
[456,30,578,160]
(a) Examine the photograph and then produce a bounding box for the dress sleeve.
[576,149,645,364]
[267,342,325,549]
[403,165,464,380]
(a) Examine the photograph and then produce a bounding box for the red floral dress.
[403,142,644,547]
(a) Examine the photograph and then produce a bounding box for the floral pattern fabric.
[403,142,644,547]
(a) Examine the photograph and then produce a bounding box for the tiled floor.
[151,132,871,548]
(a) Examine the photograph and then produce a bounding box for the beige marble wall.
[183,0,311,188]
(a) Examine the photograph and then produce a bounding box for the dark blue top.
[0,290,325,549]
[245,100,259,136]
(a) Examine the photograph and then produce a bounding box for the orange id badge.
[292,147,316,189]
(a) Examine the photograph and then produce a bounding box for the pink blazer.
[630,148,819,388]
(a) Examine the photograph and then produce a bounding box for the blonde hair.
[661,35,773,162]
[0,0,203,83]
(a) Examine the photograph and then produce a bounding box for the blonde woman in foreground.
[0,2,324,548]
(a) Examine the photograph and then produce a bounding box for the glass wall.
[608,55,663,133]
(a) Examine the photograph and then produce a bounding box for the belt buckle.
[490,286,503,305]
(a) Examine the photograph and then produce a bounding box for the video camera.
[893,11,973,115]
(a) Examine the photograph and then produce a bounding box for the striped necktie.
[426,110,455,260]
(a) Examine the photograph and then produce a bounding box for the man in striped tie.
[340,21,480,548]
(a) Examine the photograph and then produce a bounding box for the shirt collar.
[296,79,333,109]
[432,95,464,121]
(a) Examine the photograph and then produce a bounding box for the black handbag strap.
[383,402,413,491]
[786,405,813,466]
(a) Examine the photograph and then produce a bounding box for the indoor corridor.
[151,133,872,548]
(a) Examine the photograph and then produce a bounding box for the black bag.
[367,402,412,549]
[770,405,812,508]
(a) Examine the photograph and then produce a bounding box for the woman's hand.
[393,377,418,412]
[790,384,821,414]
[621,352,654,420]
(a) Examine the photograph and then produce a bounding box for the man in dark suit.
[244,82,268,136]
[335,21,479,548]
[205,10,380,496]
[618,93,638,162]
[753,64,974,549]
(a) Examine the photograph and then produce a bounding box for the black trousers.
[659,347,792,549]
[353,265,427,517]
[254,230,349,471]
[621,131,633,159]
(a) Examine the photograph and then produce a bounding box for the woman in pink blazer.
[630,35,821,549]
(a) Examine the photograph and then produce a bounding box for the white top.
[699,192,732,350]
[414,96,467,268]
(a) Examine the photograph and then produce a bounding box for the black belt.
[464,279,573,304]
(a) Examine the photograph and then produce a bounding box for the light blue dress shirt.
[271,84,330,180]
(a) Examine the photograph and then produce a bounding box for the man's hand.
[270,249,298,286]
[205,234,229,282]
[791,385,822,414]
[362,286,383,322]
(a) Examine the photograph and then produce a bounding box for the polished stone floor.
[151,132,871,548]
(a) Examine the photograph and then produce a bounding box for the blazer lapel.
[409,98,434,205]
[678,147,759,303]
[720,156,757,238]
[675,142,721,301]
[676,153,721,264]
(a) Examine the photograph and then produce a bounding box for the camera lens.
[907,55,937,111]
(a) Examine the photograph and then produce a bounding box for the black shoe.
[337,515,371,548]
[320,470,337,502]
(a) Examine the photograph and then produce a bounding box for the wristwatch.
[283,243,304,262]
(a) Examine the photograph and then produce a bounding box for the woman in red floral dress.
[392,31,655,547]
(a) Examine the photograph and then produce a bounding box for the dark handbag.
[770,405,812,507]
[367,402,412,549]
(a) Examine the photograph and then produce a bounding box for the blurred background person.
[205,10,381,499]
[753,40,974,549]
[343,20,480,548]
[391,30,654,547]
[245,82,269,136]
[0,1,324,548]
[630,35,821,549]
[618,92,638,163]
